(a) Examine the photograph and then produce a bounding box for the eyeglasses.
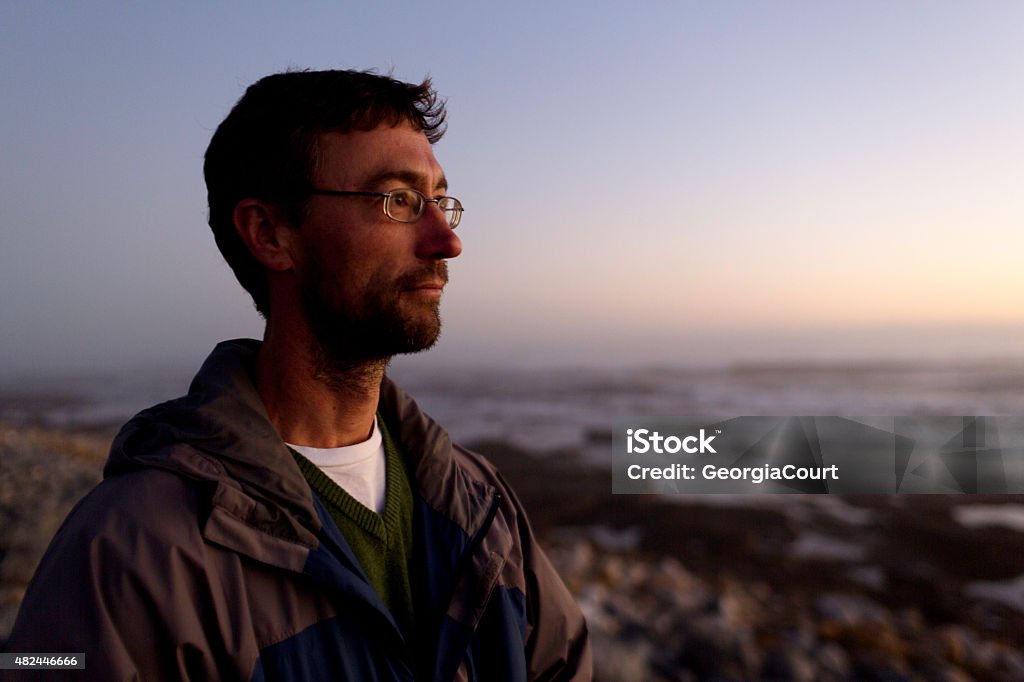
[307,187,464,229]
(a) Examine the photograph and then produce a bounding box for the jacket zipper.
[421,490,502,677]
[448,490,502,614]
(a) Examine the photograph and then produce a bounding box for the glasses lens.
[385,189,423,222]
[438,197,463,228]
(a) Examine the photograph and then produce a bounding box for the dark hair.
[203,69,446,316]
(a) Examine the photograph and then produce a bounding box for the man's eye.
[390,191,413,207]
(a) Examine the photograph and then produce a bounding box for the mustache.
[396,262,449,289]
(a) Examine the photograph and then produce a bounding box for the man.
[8,69,591,681]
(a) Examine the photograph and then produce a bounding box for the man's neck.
[255,326,386,448]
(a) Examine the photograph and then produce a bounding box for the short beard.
[300,258,447,389]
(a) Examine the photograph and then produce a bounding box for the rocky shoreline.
[477,440,1024,681]
[3,424,1023,680]
[0,425,108,637]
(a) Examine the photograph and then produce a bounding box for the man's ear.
[232,199,296,272]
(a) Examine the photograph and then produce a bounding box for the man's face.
[291,122,462,367]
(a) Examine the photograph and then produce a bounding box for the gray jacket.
[7,339,592,681]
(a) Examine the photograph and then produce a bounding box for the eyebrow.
[363,169,448,193]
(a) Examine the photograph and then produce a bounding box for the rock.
[991,645,1024,679]
[815,593,891,629]
[813,642,852,678]
[673,614,762,679]
[761,648,817,682]
[591,630,654,682]
[917,665,975,682]
[547,538,595,586]
[849,656,912,682]
[781,623,817,653]
[604,591,650,632]
[936,625,979,667]
[599,556,627,588]
[847,565,887,591]
[647,558,712,614]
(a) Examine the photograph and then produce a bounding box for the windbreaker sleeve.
[5,470,257,681]
[496,470,593,682]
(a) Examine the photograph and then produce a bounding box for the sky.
[2,2,1023,372]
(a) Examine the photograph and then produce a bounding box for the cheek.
[333,254,400,311]
[307,230,408,303]
[360,263,401,301]
[349,242,407,287]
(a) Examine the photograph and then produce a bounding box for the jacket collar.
[104,339,501,571]
[106,339,320,545]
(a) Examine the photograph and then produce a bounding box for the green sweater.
[288,419,416,638]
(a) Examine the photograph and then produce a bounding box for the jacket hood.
[103,338,481,548]
[105,339,322,540]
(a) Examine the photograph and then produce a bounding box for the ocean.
[3,358,1024,459]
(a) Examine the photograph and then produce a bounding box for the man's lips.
[404,281,445,296]
[408,280,445,290]
[399,264,448,294]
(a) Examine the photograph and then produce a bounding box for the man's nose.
[416,204,463,260]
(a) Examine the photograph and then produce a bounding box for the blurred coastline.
[2,360,1024,679]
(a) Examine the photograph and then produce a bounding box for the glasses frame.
[307,187,463,229]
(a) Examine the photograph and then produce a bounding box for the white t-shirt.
[287,417,387,514]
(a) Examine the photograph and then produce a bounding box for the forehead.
[313,123,445,189]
